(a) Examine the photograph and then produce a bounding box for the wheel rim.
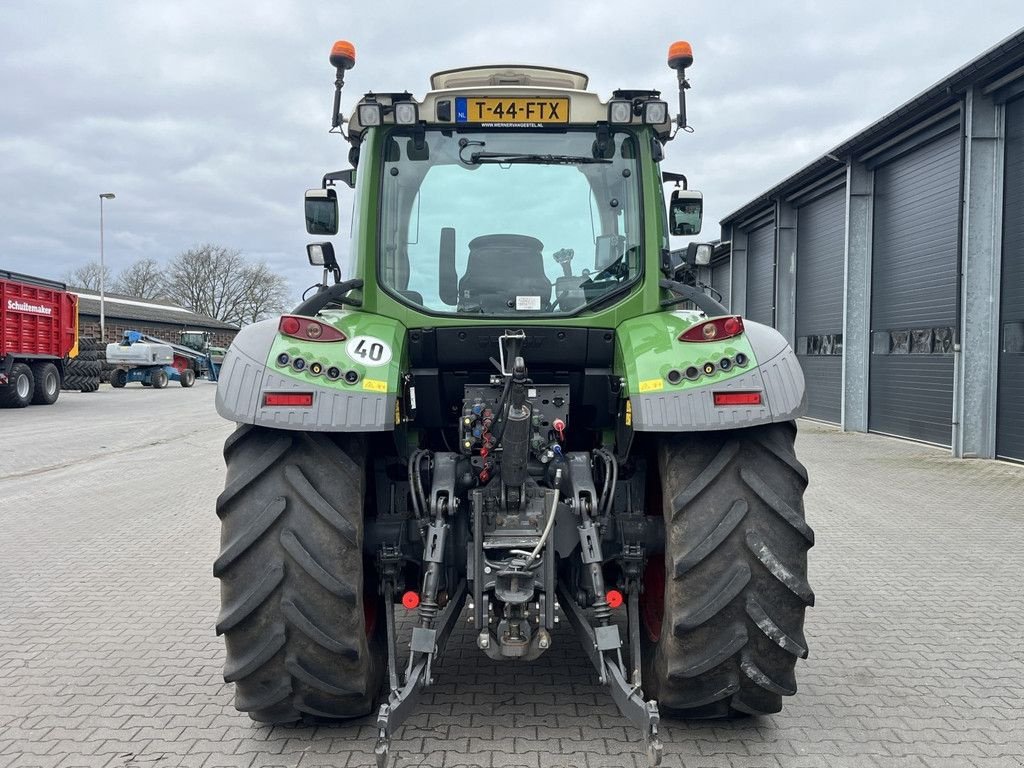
[16,374,30,399]
[46,371,57,396]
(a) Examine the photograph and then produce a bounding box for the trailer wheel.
[111,369,128,388]
[215,425,385,722]
[180,369,196,388]
[30,362,60,405]
[644,422,814,718]
[151,370,168,389]
[0,363,35,408]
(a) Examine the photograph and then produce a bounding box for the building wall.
[719,61,1024,461]
[78,315,237,349]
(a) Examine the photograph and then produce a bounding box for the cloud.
[1,0,1022,305]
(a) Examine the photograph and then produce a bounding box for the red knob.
[606,590,624,609]
[401,591,420,610]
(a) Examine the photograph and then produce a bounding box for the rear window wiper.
[466,152,612,166]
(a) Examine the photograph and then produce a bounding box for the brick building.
[73,289,239,348]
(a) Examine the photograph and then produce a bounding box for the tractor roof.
[345,64,672,141]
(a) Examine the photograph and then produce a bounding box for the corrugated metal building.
[717,29,1024,462]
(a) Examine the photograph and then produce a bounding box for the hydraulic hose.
[514,468,563,568]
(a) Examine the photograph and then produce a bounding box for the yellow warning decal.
[638,378,664,393]
[363,378,388,393]
[625,399,632,427]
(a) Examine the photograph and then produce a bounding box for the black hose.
[597,451,612,514]
[659,279,729,316]
[416,451,431,515]
[596,448,618,516]
[489,374,514,447]
[407,449,424,518]
[291,279,363,316]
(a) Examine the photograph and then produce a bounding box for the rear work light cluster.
[665,316,751,387]
[279,315,346,342]
[679,316,744,343]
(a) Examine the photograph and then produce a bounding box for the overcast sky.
[2,1,1022,304]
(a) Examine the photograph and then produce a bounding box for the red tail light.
[713,391,762,406]
[279,315,346,342]
[263,392,314,407]
[679,316,744,342]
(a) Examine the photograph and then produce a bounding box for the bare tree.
[115,258,166,299]
[238,263,291,325]
[165,244,288,327]
[64,261,113,291]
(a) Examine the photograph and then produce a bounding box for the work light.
[608,100,631,124]
[643,100,669,124]
[357,103,383,126]
[394,102,419,125]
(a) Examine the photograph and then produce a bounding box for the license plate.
[455,96,569,125]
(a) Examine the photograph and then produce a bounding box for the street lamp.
[98,193,115,340]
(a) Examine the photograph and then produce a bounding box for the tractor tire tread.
[648,421,813,719]
[215,425,382,724]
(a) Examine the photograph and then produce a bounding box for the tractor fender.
[215,313,405,432]
[616,313,806,432]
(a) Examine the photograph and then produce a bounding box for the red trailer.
[1,270,79,408]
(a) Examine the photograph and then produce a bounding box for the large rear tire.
[0,363,34,408]
[30,362,60,405]
[214,425,385,723]
[644,422,814,718]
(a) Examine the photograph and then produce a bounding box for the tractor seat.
[458,234,551,312]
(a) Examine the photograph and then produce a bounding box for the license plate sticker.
[455,97,569,125]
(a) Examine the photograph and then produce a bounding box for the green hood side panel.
[615,313,806,432]
[266,311,407,396]
[215,312,407,432]
[615,311,757,397]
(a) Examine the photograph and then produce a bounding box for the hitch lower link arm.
[375,495,467,768]
[558,508,663,767]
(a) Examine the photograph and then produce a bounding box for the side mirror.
[307,242,339,271]
[305,188,339,236]
[669,189,703,236]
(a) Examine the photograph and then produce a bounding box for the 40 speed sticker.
[346,335,392,367]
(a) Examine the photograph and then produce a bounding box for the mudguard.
[215,311,406,431]
[615,312,806,432]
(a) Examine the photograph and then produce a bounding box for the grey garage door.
[746,222,775,325]
[997,96,1024,461]
[869,130,960,445]
[711,259,730,310]
[795,187,846,423]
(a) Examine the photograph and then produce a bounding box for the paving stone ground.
[2,383,1023,768]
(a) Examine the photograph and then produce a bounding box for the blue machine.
[106,331,217,389]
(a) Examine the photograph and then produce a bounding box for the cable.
[407,449,424,518]
[597,451,613,516]
[414,451,430,516]
[489,374,513,447]
[596,448,618,516]
[522,468,562,567]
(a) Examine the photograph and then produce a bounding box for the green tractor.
[213,39,812,767]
